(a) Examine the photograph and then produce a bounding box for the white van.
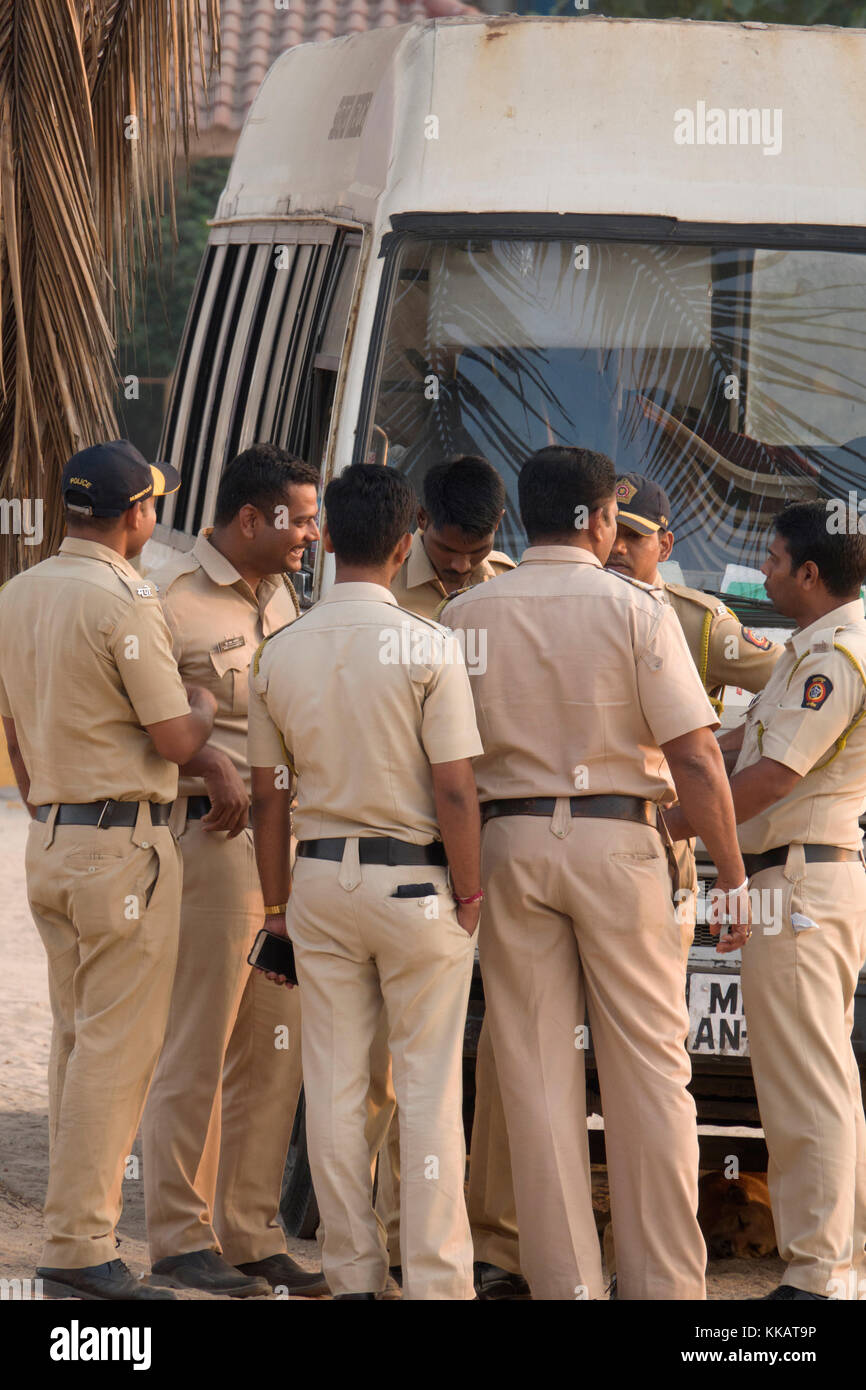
[152,13,866,610]
[150,15,866,1193]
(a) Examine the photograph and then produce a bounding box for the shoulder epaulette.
[607,568,664,601]
[663,581,731,619]
[145,548,200,593]
[110,564,161,603]
[252,620,299,677]
[391,603,448,634]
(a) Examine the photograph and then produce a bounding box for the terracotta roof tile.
[195,0,479,133]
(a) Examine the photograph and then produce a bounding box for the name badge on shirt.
[215,636,246,653]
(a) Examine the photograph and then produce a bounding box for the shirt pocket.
[209,641,254,717]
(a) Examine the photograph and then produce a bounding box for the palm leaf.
[0,0,218,578]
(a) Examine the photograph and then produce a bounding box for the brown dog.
[602,1170,776,1277]
[697,1170,777,1259]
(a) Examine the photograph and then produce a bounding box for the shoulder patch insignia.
[802,674,834,709]
[136,585,153,598]
[741,627,772,651]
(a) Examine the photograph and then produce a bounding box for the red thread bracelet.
[454,889,484,906]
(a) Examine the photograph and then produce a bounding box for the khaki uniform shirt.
[442,546,718,805]
[147,531,300,796]
[248,582,483,842]
[733,599,866,854]
[390,530,515,620]
[0,538,189,804]
[661,580,783,714]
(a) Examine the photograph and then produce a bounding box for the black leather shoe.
[37,1259,177,1301]
[473,1261,531,1300]
[150,1249,271,1298]
[761,1285,828,1301]
[235,1253,328,1297]
[333,1291,378,1300]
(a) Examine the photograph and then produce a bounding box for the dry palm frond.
[0,0,218,577]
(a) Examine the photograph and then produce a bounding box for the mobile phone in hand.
[248,928,298,985]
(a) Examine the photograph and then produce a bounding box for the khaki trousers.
[142,815,301,1265]
[741,852,866,1297]
[289,846,476,1300]
[466,1018,521,1273]
[369,1018,401,1261]
[26,809,181,1269]
[480,810,706,1301]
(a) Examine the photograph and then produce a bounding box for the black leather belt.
[481,795,657,828]
[185,796,212,820]
[297,837,448,866]
[35,801,171,828]
[743,844,863,877]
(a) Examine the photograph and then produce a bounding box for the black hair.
[421,455,505,538]
[324,464,417,566]
[63,506,123,534]
[214,443,319,526]
[775,500,866,598]
[518,446,616,543]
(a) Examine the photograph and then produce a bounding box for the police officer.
[607,472,783,952]
[249,464,483,1300]
[0,441,216,1301]
[607,474,782,718]
[444,446,749,1300]
[375,455,523,1299]
[667,501,866,1301]
[390,453,514,618]
[141,444,326,1298]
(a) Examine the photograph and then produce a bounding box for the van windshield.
[370,237,866,603]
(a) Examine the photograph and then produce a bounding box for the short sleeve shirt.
[390,530,516,620]
[147,531,299,796]
[248,581,483,842]
[662,581,783,704]
[733,599,866,853]
[441,546,718,804]
[0,538,189,803]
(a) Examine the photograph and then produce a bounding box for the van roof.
[215,15,866,234]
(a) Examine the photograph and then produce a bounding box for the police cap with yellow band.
[62,440,181,518]
[614,472,671,536]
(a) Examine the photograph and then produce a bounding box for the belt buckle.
[95,799,115,829]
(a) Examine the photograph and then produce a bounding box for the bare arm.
[716,722,746,776]
[145,685,217,765]
[661,726,750,952]
[179,744,249,838]
[250,760,292,896]
[431,757,482,936]
[2,717,35,817]
[662,727,745,885]
[665,752,799,841]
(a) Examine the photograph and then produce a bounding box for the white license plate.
[687,972,750,1057]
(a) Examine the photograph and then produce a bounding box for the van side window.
[158,226,361,541]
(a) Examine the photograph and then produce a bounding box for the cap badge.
[615,479,637,503]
